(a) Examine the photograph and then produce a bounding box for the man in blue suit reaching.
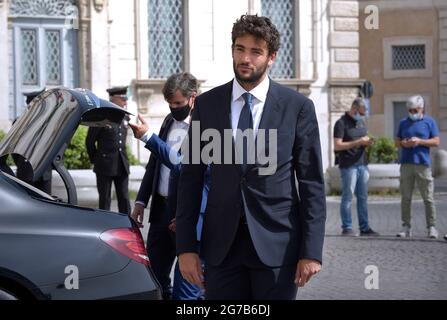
[130,98,207,300]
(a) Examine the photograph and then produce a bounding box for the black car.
[0,88,161,300]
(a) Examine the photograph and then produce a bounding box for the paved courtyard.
[108,179,447,300]
[298,193,447,300]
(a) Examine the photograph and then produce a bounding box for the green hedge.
[64,126,93,170]
[366,136,398,164]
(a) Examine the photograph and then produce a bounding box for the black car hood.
[0,88,131,180]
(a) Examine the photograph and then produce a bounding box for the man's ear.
[190,92,197,107]
[268,52,277,67]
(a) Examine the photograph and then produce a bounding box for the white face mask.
[353,112,366,122]
[408,112,422,121]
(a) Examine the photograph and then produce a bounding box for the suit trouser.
[400,164,436,228]
[204,222,298,300]
[147,194,177,300]
[96,174,131,215]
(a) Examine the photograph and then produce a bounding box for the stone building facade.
[0,0,444,173]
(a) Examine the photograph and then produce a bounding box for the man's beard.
[233,61,269,85]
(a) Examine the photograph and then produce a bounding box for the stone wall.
[0,0,10,131]
[328,0,362,166]
[439,8,447,149]
[329,0,360,80]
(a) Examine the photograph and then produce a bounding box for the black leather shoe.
[360,228,380,236]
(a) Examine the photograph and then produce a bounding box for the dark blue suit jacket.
[135,115,174,223]
[176,79,326,267]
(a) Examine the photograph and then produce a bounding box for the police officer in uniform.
[86,86,131,214]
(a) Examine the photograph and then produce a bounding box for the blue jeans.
[340,165,370,231]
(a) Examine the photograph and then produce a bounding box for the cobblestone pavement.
[298,193,447,300]
[109,183,447,300]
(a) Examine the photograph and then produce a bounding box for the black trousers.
[96,174,130,215]
[147,194,177,300]
[204,222,298,300]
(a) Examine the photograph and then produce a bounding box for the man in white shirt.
[131,72,198,300]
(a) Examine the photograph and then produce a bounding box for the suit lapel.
[250,80,281,172]
[153,116,174,195]
[160,117,174,141]
[257,80,281,133]
[216,80,233,132]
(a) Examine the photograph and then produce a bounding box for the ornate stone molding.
[131,78,206,115]
[131,80,156,115]
[9,0,76,17]
[275,79,315,97]
[329,79,365,112]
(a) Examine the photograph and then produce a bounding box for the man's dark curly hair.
[231,14,280,55]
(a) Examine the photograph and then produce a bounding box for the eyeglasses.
[408,109,419,114]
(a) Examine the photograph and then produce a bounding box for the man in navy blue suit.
[175,15,327,300]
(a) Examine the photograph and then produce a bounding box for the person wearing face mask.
[129,112,207,300]
[333,98,379,237]
[131,72,198,300]
[395,95,440,239]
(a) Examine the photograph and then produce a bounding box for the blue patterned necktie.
[237,92,254,173]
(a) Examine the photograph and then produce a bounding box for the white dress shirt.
[138,116,190,200]
[231,76,270,139]
[157,117,189,197]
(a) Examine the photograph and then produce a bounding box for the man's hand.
[178,253,204,289]
[407,137,421,147]
[168,218,176,233]
[129,114,149,140]
[358,136,373,147]
[131,203,145,227]
[400,139,410,148]
[295,259,321,288]
[401,137,420,148]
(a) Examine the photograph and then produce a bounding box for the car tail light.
[100,228,150,266]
